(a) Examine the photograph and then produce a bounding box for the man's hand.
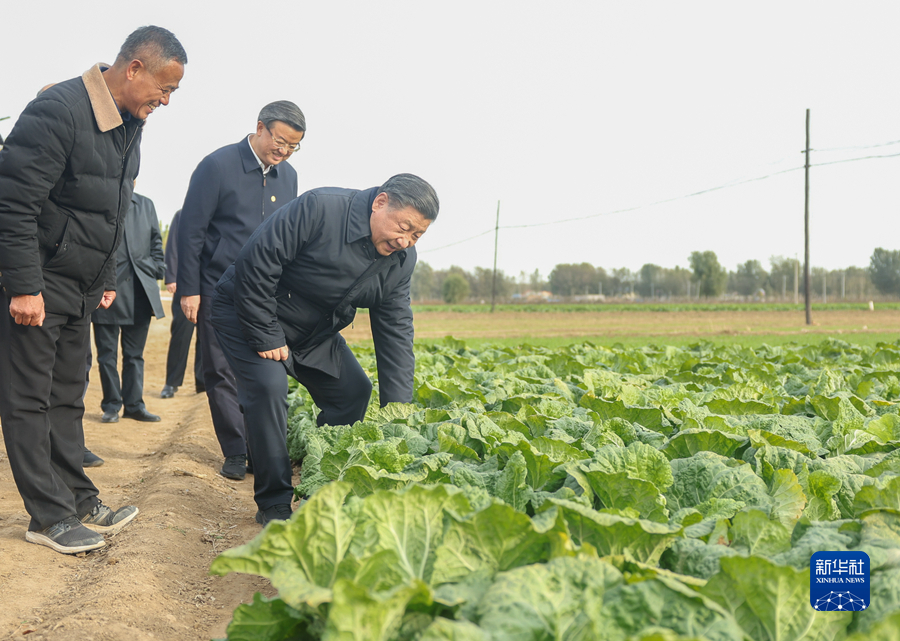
[181,294,200,324]
[9,293,45,326]
[166,282,177,294]
[258,345,289,361]
[97,290,116,309]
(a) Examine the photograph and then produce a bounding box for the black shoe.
[220,455,246,480]
[122,408,161,422]
[255,504,293,527]
[83,448,105,467]
[80,502,139,534]
[26,516,106,554]
[160,384,177,399]
[101,410,119,423]
[195,383,206,394]
[246,457,254,475]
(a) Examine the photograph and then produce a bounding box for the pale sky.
[3,1,899,280]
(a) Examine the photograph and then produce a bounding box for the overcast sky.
[3,1,899,280]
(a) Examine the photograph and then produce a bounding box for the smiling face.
[369,192,432,256]
[122,58,184,119]
[251,120,304,167]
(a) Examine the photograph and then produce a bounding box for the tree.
[767,256,798,298]
[689,251,727,297]
[869,248,900,296]
[548,263,598,296]
[442,273,470,303]
[410,262,435,301]
[637,264,662,298]
[732,259,767,296]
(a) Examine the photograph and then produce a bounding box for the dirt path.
[0,315,285,641]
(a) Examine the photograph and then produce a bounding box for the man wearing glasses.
[176,101,305,482]
[0,26,187,554]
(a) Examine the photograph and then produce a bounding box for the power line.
[419,148,900,253]
[813,139,900,152]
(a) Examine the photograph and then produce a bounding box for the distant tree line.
[412,248,900,303]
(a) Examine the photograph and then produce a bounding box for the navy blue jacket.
[176,139,298,297]
[213,187,417,405]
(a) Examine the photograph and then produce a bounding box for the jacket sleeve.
[102,225,123,291]
[232,192,318,352]
[164,211,180,284]
[147,200,166,281]
[176,156,222,297]
[370,257,416,405]
[0,98,75,296]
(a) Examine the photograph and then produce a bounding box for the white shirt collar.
[246,135,271,175]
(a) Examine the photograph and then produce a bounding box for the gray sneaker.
[80,502,139,534]
[26,516,106,554]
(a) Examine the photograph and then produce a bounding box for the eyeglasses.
[266,126,302,153]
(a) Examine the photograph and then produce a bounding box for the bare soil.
[0,314,286,641]
[0,306,895,640]
[344,308,899,341]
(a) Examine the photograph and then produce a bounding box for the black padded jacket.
[0,64,143,317]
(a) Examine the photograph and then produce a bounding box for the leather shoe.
[122,408,161,422]
[255,504,293,526]
[100,410,119,423]
[160,384,177,399]
[83,448,105,467]
[195,383,206,394]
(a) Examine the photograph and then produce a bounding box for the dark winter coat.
[0,64,143,317]
[214,187,417,405]
[164,210,182,285]
[92,193,165,325]
[176,139,298,298]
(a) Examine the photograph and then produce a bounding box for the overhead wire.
[420,146,900,254]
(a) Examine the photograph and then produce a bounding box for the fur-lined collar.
[81,63,123,133]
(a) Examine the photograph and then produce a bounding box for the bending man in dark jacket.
[0,27,186,555]
[92,192,166,424]
[211,173,438,526]
[177,101,304,482]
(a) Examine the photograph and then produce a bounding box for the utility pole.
[490,200,500,313]
[803,109,812,325]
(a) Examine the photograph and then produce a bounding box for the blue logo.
[810,551,870,611]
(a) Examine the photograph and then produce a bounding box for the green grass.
[407,301,900,313]
[355,332,899,351]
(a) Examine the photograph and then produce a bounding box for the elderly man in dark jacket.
[0,27,186,554]
[92,192,166,423]
[177,101,304,482]
[211,173,438,526]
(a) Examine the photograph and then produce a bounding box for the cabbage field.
[211,338,900,640]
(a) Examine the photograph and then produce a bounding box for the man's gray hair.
[117,26,188,71]
[258,101,306,134]
[379,174,440,221]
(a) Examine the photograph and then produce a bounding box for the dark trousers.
[198,295,246,457]
[211,294,371,509]
[165,291,203,389]
[93,321,151,414]
[0,304,100,530]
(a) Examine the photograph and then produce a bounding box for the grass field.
[341,307,898,349]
